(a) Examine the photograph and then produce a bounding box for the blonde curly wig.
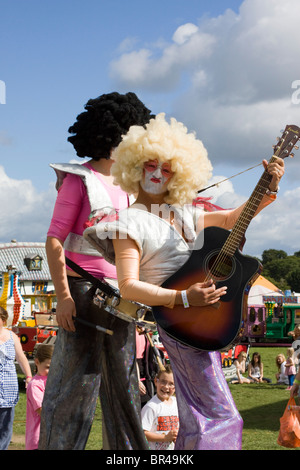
[111,113,213,206]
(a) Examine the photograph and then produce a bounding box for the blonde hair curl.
[111,113,213,206]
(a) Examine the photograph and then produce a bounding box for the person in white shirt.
[141,365,179,450]
[275,353,289,385]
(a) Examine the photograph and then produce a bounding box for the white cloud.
[0,166,56,242]
[110,26,215,91]
[197,0,300,104]
[246,187,300,256]
[117,36,139,53]
[180,98,300,168]
[172,23,199,45]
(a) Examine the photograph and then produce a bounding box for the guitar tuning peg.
[294,145,299,150]
[290,153,294,158]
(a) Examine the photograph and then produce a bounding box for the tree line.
[257,249,300,293]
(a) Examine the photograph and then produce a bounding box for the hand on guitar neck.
[262,156,284,192]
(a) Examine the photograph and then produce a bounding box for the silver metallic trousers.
[39,277,148,450]
[159,327,243,450]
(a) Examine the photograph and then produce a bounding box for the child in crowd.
[288,324,300,342]
[275,354,289,385]
[136,327,166,408]
[285,347,296,391]
[248,352,271,383]
[26,344,54,450]
[231,351,252,384]
[141,365,179,450]
[0,306,32,450]
[289,325,300,367]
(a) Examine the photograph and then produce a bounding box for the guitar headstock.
[273,124,300,159]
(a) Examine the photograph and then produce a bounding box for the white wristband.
[181,290,189,308]
[266,187,279,196]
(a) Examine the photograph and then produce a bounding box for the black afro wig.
[68,91,154,160]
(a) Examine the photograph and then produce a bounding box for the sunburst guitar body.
[153,226,261,351]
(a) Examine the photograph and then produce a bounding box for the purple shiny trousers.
[39,277,148,450]
[159,327,243,450]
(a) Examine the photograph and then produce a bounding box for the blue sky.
[1,0,300,257]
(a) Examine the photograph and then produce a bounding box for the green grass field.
[9,347,299,450]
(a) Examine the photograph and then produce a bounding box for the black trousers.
[39,277,148,450]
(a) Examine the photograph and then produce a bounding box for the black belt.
[65,256,116,335]
[65,256,117,297]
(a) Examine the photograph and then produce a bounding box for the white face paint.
[140,160,173,195]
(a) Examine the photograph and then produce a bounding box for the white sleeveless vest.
[84,204,204,286]
[51,162,116,256]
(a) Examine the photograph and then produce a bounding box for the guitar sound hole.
[206,251,235,281]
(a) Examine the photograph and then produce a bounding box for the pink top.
[136,330,146,359]
[47,162,129,279]
[25,375,47,450]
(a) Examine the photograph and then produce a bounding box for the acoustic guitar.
[152,125,300,351]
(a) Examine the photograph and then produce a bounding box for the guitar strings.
[197,162,263,195]
[204,162,274,282]
[226,133,298,256]
[204,143,285,284]
[224,169,273,252]
[198,127,298,195]
[202,129,299,286]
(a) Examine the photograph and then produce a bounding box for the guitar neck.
[205,124,299,281]
[223,155,276,256]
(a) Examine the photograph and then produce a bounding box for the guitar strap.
[63,257,119,335]
[65,256,117,297]
[65,256,155,332]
